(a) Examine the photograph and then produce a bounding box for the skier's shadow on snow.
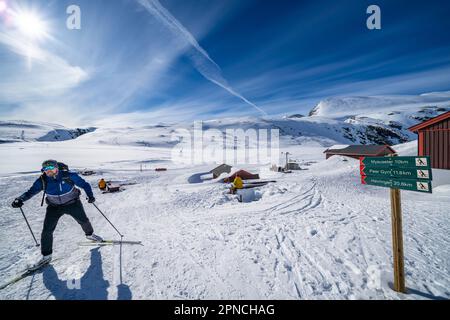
[42,247,132,300]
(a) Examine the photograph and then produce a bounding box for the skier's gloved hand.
[87,197,96,203]
[12,198,24,208]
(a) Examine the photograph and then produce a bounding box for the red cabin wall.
[418,118,450,169]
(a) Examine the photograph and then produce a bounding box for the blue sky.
[0,0,450,126]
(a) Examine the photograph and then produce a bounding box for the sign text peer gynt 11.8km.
[359,155,433,294]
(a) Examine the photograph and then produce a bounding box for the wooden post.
[390,187,406,293]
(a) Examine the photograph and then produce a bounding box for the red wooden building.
[223,170,260,183]
[408,111,450,170]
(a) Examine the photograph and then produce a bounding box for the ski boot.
[28,254,52,271]
[86,234,104,242]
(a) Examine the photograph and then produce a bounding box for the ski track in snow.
[0,147,449,300]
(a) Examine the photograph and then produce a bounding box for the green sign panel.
[360,167,432,180]
[361,176,432,193]
[360,156,431,169]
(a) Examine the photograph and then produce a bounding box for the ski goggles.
[42,165,57,172]
[41,160,58,171]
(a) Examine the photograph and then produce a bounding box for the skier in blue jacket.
[11,160,103,267]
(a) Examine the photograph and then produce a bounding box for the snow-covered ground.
[0,135,448,300]
[1,92,449,300]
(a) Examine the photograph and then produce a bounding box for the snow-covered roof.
[326,144,349,151]
[324,145,396,156]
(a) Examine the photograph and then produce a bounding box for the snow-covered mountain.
[0,120,96,143]
[308,92,450,118]
[1,91,449,147]
[230,91,449,146]
[305,92,450,145]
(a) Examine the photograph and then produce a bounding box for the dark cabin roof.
[408,111,450,132]
[324,145,396,156]
[210,164,232,173]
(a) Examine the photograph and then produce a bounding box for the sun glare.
[0,2,7,14]
[0,1,7,13]
[15,11,47,39]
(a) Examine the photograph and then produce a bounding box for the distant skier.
[11,160,103,268]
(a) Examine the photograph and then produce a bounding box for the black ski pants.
[41,199,93,256]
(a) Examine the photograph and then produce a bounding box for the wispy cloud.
[0,30,88,103]
[137,0,266,116]
[0,0,449,127]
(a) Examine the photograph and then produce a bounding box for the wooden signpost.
[359,155,432,293]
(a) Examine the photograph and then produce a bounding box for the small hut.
[210,164,232,179]
[286,162,301,170]
[223,170,260,183]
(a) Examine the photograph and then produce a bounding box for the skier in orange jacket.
[98,178,107,191]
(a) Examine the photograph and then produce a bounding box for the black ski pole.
[90,202,124,238]
[19,207,40,247]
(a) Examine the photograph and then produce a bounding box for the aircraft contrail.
[137,0,267,116]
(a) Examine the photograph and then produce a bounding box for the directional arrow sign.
[361,176,432,193]
[358,155,433,293]
[360,167,432,180]
[360,156,431,169]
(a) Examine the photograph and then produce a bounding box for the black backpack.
[40,162,74,206]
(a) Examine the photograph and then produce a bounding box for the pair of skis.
[0,240,142,290]
[77,239,142,246]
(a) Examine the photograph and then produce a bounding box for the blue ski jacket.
[19,171,94,206]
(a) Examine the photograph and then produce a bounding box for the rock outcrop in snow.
[304,92,450,145]
[0,120,96,143]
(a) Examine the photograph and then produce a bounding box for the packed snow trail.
[0,149,449,299]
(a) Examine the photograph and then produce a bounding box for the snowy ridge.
[305,92,450,145]
[308,92,450,118]
[0,120,96,143]
[1,92,449,148]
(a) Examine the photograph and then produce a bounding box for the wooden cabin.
[408,111,450,169]
[210,164,232,179]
